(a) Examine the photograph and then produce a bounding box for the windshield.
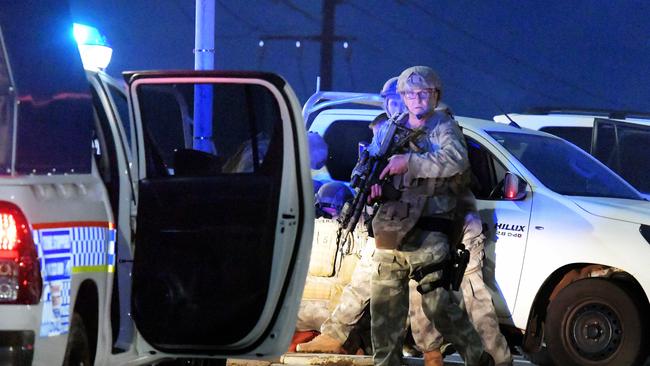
[488,131,642,199]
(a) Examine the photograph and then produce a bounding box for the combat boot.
[295,334,344,354]
[423,349,444,366]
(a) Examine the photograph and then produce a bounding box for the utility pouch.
[372,196,425,249]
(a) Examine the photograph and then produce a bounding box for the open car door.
[591,118,650,198]
[126,71,313,358]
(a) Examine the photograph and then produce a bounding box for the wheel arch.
[521,262,650,354]
[72,279,99,365]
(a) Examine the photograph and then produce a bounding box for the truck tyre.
[63,313,92,366]
[545,278,646,366]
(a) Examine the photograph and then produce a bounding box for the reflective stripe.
[72,264,114,273]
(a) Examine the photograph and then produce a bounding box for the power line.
[329,16,508,114]
[259,0,355,91]
[345,2,565,104]
[215,0,267,33]
[407,0,619,107]
[278,0,319,22]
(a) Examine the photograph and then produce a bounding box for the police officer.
[409,192,513,366]
[315,181,354,219]
[368,66,491,366]
[299,75,508,366]
[296,76,405,354]
[296,180,356,334]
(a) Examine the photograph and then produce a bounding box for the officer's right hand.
[368,184,382,204]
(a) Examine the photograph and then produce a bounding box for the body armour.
[372,111,470,249]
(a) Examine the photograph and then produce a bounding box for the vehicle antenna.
[493,102,521,129]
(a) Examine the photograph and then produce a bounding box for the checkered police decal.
[33,222,115,337]
[71,226,116,270]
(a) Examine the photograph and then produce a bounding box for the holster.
[449,244,470,291]
[410,240,469,294]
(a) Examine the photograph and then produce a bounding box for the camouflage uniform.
[312,208,511,364]
[319,240,375,343]
[409,209,513,365]
[370,110,485,366]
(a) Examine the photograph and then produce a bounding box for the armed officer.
[368,66,492,366]
[297,76,405,355]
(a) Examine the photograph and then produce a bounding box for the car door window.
[136,83,281,178]
[323,119,373,181]
[466,137,507,199]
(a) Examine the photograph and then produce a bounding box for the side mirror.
[503,172,527,201]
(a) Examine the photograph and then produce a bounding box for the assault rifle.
[335,112,418,250]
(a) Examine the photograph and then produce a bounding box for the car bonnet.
[570,196,650,225]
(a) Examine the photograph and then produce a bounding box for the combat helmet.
[315,181,354,218]
[380,76,399,97]
[380,76,405,116]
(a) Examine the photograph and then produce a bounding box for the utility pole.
[194,0,215,153]
[260,0,352,92]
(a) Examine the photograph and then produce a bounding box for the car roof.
[494,112,650,129]
[459,116,555,137]
[302,90,553,138]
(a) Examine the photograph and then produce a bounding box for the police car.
[494,110,650,199]
[304,92,650,366]
[1,3,313,365]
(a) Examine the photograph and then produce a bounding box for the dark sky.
[69,1,650,119]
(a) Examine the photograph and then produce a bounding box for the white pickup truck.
[303,92,650,366]
[0,3,313,365]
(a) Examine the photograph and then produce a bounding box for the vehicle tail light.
[0,202,41,304]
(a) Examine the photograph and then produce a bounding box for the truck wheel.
[545,278,646,366]
[63,313,92,366]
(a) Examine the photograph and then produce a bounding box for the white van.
[493,110,650,199]
[304,93,650,366]
[1,3,313,365]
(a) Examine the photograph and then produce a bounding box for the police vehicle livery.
[0,2,313,365]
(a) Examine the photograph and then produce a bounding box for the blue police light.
[73,23,112,71]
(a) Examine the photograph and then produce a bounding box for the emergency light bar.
[73,23,113,71]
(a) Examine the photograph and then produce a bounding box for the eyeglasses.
[403,89,435,100]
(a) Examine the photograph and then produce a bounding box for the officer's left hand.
[380,154,409,179]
